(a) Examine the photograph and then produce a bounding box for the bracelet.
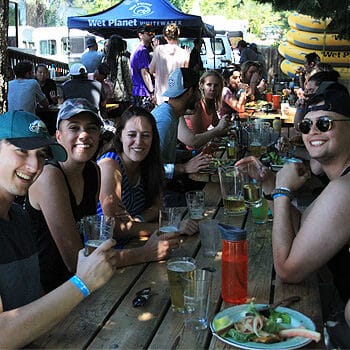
[271,187,294,201]
[263,191,273,200]
[69,275,90,298]
[134,214,144,222]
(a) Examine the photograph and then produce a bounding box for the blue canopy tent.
[67,0,214,39]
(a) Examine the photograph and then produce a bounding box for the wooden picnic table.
[30,173,325,349]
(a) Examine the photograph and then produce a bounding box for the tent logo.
[129,2,154,16]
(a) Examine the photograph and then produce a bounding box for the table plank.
[30,264,148,348]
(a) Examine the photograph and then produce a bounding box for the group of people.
[4,19,350,347]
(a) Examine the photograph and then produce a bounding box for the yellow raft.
[280,59,350,80]
[278,42,350,67]
[286,29,350,51]
[288,13,331,33]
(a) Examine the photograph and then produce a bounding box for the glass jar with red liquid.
[218,224,248,304]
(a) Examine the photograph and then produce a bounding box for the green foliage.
[255,0,350,39]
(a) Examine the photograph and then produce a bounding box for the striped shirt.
[97,152,146,217]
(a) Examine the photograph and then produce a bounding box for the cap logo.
[168,76,176,88]
[29,120,48,135]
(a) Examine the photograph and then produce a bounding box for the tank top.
[97,152,146,217]
[24,160,99,293]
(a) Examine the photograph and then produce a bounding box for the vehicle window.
[212,38,225,55]
[39,39,57,55]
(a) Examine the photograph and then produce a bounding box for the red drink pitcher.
[219,224,248,304]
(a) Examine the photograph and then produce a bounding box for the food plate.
[211,304,316,350]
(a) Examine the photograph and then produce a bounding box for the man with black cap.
[130,24,155,111]
[81,37,103,74]
[0,110,118,348]
[237,81,350,347]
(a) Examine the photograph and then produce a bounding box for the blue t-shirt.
[152,103,179,179]
[8,79,47,114]
[81,50,103,73]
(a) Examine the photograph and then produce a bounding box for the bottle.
[232,114,241,145]
[273,117,282,136]
[50,64,56,79]
[218,224,248,304]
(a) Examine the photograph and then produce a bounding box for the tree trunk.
[0,0,9,114]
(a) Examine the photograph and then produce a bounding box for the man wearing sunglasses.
[237,81,350,347]
[130,24,155,112]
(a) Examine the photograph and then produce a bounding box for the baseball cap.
[306,81,350,117]
[0,111,67,162]
[69,63,87,76]
[86,37,97,48]
[137,24,155,34]
[163,68,199,98]
[56,98,104,128]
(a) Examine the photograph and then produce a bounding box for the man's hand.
[183,152,212,173]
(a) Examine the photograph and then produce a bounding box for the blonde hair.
[163,23,180,40]
[199,70,224,109]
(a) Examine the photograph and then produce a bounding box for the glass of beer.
[166,257,196,313]
[218,166,246,216]
[236,163,263,208]
[78,215,115,256]
[158,207,182,235]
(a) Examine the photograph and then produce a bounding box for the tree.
[256,0,350,39]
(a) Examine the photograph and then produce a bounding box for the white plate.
[211,304,316,350]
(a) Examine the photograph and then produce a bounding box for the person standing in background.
[189,38,203,74]
[149,23,189,105]
[104,34,132,117]
[8,60,49,114]
[130,24,155,112]
[237,40,257,65]
[81,37,103,74]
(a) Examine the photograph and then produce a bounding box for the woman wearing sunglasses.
[237,81,350,346]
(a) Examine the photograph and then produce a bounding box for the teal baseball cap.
[0,110,67,162]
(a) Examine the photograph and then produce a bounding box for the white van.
[201,34,232,70]
[179,34,232,70]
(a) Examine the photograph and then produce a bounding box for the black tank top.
[327,166,350,302]
[24,160,99,293]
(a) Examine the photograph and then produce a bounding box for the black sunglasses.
[298,116,350,134]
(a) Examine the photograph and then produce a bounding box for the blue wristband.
[272,193,289,200]
[134,214,144,222]
[69,275,90,298]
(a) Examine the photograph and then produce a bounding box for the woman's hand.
[143,232,180,261]
[179,218,199,236]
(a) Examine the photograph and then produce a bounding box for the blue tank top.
[97,152,146,217]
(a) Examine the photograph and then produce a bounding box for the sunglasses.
[298,116,350,134]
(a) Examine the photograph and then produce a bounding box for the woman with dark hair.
[97,106,197,239]
[219,65,247,117]
[104,34,132,116]
[240,60,266,101]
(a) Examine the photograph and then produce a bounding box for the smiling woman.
[96,106,164,236]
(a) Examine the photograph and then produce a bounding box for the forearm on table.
[117,221,157,238]
[115,246,149,266]
[0,280,84,348]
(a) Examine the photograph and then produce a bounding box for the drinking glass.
[78,215,115,256]
[218,166,246,216]
[185,191,205,221]
[158,207,182,235]
[167,257,196,313]
[236,163,262,207]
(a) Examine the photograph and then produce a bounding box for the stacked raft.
[278,13,350,79]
